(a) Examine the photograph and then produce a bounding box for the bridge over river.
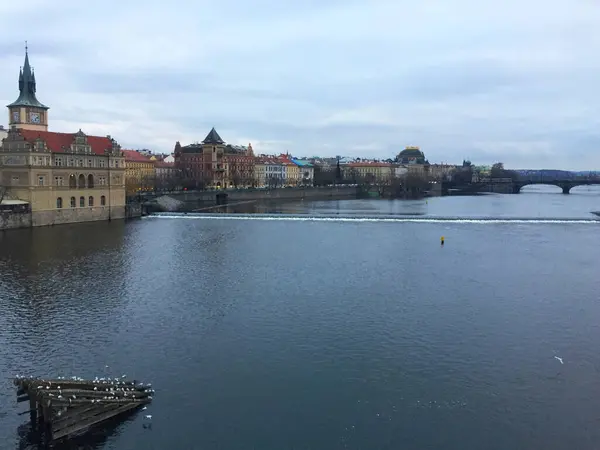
[443,173,600,195]
[513,173,600,194]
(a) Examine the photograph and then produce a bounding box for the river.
[1,186,599,450]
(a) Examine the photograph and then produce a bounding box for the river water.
[1,186,599,450]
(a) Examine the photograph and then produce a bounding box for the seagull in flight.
[554,356,564,364]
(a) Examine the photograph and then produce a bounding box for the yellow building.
[122,150,155,194]
[343,162,393,182]
[0,48,126,226]
[254,158,267,187]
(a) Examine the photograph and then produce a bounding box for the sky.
[1,0,599,170]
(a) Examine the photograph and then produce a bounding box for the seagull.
[145,415,152,420]
[554,356,564,364]
[142,406,147,410]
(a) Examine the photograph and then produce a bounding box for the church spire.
[7,43,48,110]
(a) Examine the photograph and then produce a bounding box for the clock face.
[12,111,19,123]
[30,112,41,124]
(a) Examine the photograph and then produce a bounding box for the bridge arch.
[516,181,600,194]
[517,183,564,194]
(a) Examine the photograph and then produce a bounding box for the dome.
[398,146,424,158]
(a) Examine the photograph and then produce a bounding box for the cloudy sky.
[1,0,599,170]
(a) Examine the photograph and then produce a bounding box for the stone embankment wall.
[32,206,126,226]
[161,186,358,206]
[0,211,32,230]
[125,203,143,219]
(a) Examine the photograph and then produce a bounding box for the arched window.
[101,195,106,206]
[69,174,76,188]
[88,196,94,207]
[70,196,76,208]
[88,174,94,188]
[56,197,63,209]
[79,196,85,207]
[78,174,86,188]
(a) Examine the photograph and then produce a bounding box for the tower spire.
[6,44,48,110]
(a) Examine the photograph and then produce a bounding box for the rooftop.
[17,129,115,155]
[122,149,153,162]
[202,127,225,145]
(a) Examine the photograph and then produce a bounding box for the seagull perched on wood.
[554,356,564,364]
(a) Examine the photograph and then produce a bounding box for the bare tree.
[230,169,242,189]
[266,174,282,189]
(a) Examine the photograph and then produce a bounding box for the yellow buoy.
[440,236,445,245]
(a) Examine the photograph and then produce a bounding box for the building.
[174,128,226,189]
[255,156,285,187]
[153,160,178,192]
[428,164,456,181]
[122,149,155,194]
[279,154,299,186]
[343,162,393,182]
[396,146,426,164]
[0,125,7,141]
[291,159,314,185]
[0,48,126,226]
[224,143,255,187]
[174,128,255,189]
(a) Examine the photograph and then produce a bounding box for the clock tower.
[6,44,49,132]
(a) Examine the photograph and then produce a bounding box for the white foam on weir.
[144,214,599,224]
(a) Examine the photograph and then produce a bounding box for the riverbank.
[0,204,143,231]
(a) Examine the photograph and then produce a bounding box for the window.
[78,174,86,188]
[11,176,19,185]
[69,174,76,188]
[68,158,74,167]
[37,157,43,165]
[70,196,76,208]
[100,195,106,206]
[88,196,94,207]
[55,157,63,166]
[88,174,94,188]
[99,159,106,168]
[78,159,83,167]
[88,159,92,167]
[115,160,119,168]
[79,196,85,207]
[99,176,106,186]
[56,197,63,209]
[54,176,64,186]
[38,176,45,186]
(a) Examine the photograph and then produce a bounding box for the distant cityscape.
[1,48,598,231]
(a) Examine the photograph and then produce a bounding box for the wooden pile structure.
[14,375,154,442]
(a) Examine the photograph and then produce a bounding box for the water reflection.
[15,410,139,450]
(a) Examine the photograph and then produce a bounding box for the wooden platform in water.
[14,375,154,442]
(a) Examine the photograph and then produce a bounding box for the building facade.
[174,128,256,189]
[224,143,255,187]
[343,162,393,182]
[0,49,126,226]
[291,159,314,185]
[123,149,155,194]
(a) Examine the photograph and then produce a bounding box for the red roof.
[154,160,174,168]
[19,129,114,155]
[122,149,152,162]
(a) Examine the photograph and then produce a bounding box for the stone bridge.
[513,177,600,194]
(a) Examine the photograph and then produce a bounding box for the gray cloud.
[0,0,599,169]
